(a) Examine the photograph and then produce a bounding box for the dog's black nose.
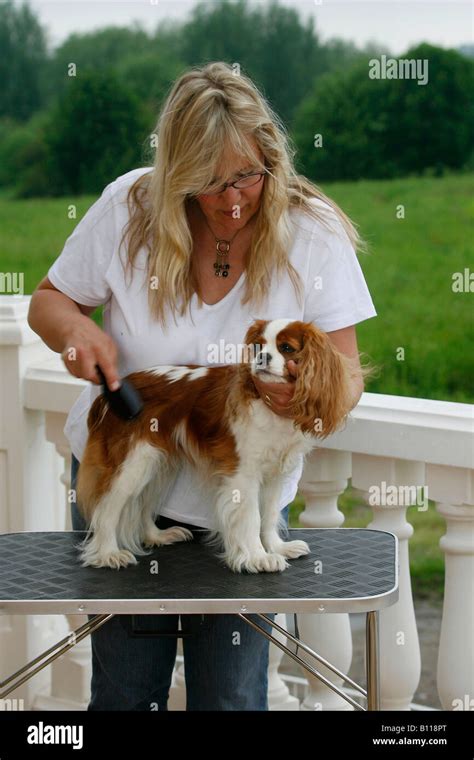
[257,352,272,368]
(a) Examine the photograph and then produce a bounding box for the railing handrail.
[23,355,474,469]
[2,294,472,711]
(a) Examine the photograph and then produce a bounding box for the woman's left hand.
[252,360,299,418]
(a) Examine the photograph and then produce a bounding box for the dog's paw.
[226,551,289,574]
[81,549,138,569]
[143,526,194,547]
[273,539,310,559]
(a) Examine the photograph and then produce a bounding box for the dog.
[75,318,356,573]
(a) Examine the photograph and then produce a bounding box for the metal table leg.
[1,610,382,709]
[239,612,368,711]
[0,614,114,699]
[366,610,380,710]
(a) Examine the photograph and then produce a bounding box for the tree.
[0,0,48,120]
[42,24,154,105]
[380,43,474,176]
[45,70,149,195]
[114,53,184,115]
[0,112,52,196]
[180,0,325,126]
[293,43,474,181]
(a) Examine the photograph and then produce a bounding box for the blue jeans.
[70,453,290,711]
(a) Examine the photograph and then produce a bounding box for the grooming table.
[0,528,398,710]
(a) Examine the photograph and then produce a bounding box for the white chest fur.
[230,398,316,477]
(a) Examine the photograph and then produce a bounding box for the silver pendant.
[214,239,230,277]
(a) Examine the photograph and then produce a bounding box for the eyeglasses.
[200,171,266,196]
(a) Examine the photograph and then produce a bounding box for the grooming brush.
[95,364,144,420]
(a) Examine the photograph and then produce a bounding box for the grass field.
[1,172,472,402]
[326,172,474,404]
[2,171,470,597]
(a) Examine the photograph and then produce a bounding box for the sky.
[25,0,473,55]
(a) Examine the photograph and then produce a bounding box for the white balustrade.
[345,397,472,710]
[0,295,472,710]
[268,613,300,710]
[351,455,423,710]
[428,465,474,710]
[0,296,68,709]
[298,449,354,710]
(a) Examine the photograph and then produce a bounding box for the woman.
[27,61,376,711]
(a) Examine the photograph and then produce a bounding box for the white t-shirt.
[48,167,377,529]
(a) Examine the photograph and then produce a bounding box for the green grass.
[1,171,472,402]
[324,172,474,403]
[289,489,445,600]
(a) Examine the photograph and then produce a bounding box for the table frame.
[0,528,398,710]
[0,609,380,710]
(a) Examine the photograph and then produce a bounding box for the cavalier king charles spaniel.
[75,319,357,573]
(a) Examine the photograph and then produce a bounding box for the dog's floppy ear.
[242,319,267,363]
[290,322,356,437]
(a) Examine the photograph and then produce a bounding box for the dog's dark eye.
[279,343,296,353]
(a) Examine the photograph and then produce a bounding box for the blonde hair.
[120,61,367,329]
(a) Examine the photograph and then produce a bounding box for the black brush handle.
[95,364,144,421]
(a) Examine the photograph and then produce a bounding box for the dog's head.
[243,318,358,437]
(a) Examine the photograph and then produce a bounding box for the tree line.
[0,0,472,196]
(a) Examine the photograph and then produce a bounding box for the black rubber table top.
[0,529,398,614]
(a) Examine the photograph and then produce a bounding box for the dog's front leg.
[260,474,310,560]
[213,475,288,573]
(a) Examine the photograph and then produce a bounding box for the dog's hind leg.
[78,443,162,569]
[127,451,193,550]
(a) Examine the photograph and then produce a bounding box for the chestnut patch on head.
[243,320,268,363]
[276,325,304,358]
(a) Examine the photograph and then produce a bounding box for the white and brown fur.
[75,319,356,573]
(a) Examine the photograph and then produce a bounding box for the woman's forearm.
[28,289,91,353]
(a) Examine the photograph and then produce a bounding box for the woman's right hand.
[61,315,121,391]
